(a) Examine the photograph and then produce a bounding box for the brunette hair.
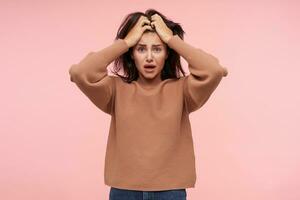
[111,8,187,83]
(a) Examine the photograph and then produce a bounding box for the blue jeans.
[109,187,187,200]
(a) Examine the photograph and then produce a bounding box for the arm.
[167,35,228,113]
[68,39,129,114]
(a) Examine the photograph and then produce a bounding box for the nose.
[146,50,153,62]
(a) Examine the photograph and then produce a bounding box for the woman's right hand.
[123,16,154,48]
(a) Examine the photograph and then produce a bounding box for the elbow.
[216,65,228,77]
[69,64,82,82]
[207,54,228,77]
[69,64,77,75]
[209,66,224,80]
[212,57,228,77]
[213,64,228,77]
[222,67,228,77]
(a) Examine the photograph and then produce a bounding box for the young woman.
[69,9,228,200]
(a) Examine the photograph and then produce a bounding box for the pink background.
[1,0,299,200]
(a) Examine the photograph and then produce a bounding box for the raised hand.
[150,14,173,43]
[124,16,154,48]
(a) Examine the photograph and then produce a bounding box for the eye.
[137,47,145,52]
[153,48,161,52]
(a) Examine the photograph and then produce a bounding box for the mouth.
[144,64,156,73]
[144,64,156,69]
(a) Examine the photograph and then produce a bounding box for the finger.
[143,24,153,29]
[150,21,155,28]
[138,15,148,23]
[151,14,157,19]
[142,25,154,31]
[151,14,160,21]
[141,19,151,27]
[151,15,161,23]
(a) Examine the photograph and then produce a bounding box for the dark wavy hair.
[110,8,187,83]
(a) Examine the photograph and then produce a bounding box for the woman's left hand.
[150,14,173,43]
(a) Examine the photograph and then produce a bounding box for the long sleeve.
[68,39,129,114]
[167,35,228,113]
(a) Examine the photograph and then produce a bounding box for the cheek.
[155,53,167,64]
[132,54,144,66]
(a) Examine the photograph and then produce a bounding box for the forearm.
[167,35,224,75]
[69,39,129,83]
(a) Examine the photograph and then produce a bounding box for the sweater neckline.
[132,79,171,91]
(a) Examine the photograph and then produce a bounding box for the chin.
[143,74,156,79]
[141,72,158,79]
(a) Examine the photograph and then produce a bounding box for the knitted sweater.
[69,35,228,191]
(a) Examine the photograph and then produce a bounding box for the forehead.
[137,32,164,46]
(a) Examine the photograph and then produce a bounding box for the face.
[131,32,168,82]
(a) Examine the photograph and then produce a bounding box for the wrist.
[166,37,171,44]
[123,38,131,48]
[166,35,177,45]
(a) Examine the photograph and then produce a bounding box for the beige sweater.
[69,35,228,191]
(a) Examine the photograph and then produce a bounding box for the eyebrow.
[137,44,162,47]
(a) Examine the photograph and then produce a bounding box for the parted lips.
[144,64,156,68]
